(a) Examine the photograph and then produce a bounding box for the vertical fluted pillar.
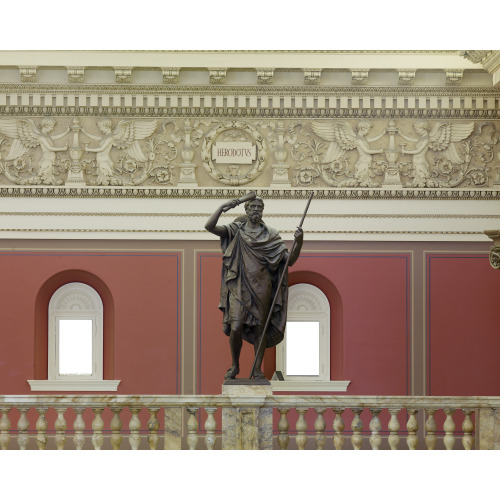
[425,409,437,450]
[406,409,419,450]
[110,407,123,450]
[204,407,217,450]
[0,407,11,450]
[351,408,363,450]
[17,407,29,450]
[73,407,86,450]
[35,407,49,450]
[314,408,326,450]
[333,408,345,450]
[277,408,290,450]
[295,408,308,450]
[388,408,400,450]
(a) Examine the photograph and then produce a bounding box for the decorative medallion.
[201,120,267,185]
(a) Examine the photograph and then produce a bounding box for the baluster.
[443,408,456,450]
[17,407,29,450]
[54,407,67,450]
[0,407,11,450]
[91,407,104,450]
[462,409,475,450]
[425,409,437,450]
[186,407,199,450]
[333,408,345,450]
[314,408,326,450]
[110,407,123,450]
[351,408,363,450]
[147,407,160,450]
[406,409,419,450]
[388,408,400,450]
[277,408,290,450]
[73,407,86,450]
[204,407,217,450]
[295,408,308,450]
[129,406,142,450]
[35,407,49,450]
[369,408,382,450]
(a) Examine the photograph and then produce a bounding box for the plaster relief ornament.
[201,121,267,186]
[399,121,475,187]
[83,119,158,185]
[0,117,70,185]
[311,120,385,187]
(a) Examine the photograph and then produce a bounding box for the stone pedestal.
[176,163,198,187]
[479,408,500,449]
[222,380,273,450]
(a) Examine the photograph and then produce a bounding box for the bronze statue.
[205,193,304,380]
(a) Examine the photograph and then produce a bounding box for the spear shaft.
[249,192,314,379]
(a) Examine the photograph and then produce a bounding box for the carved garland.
[201,120,267,185]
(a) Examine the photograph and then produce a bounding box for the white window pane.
[59,319,93,375]
[286,321,320,376]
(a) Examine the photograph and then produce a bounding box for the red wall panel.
[198,251,411,396]
[0,251,181,395]
[427,253,500,396]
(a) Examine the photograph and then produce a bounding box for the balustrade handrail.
[2,394,500,409]
[1,393,497,450]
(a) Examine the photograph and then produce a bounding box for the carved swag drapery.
[219,221,289,347]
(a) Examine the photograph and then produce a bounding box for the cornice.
[1,83,499,96]
[0,186,499,201]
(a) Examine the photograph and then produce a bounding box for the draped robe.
[219,221,289,347]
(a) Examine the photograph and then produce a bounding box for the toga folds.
[219,220,289,347]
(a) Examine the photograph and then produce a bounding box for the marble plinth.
[479,408,500,450]
[222,380,273,450]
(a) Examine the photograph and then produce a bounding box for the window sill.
[28,380,121,391]
[270,380,350,392]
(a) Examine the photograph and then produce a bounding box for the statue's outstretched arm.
[205,200,238,237]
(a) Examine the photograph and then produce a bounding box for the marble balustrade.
[1,395,499,450]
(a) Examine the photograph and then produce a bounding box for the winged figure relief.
[0,117,70,184]
[311,120,385,186]
[399,121,475,187]
[83,119,158,185]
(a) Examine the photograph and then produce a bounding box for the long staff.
[249,192,314,379]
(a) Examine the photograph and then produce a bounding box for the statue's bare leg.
[225,322,243,379]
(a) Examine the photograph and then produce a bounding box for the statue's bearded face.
[246,200,264,223]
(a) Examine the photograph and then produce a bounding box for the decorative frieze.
[0,116,498,192]
[19,66,37,83]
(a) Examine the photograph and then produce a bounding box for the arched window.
[273,283,349,392]
[29,282,120,391]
